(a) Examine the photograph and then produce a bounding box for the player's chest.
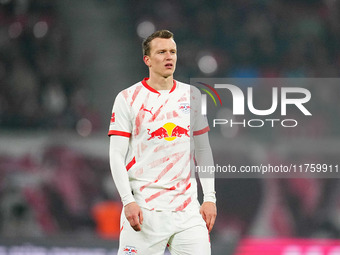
[131,93,190,121]
[130,93,192,138]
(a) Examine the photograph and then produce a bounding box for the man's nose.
[165,52,173,59]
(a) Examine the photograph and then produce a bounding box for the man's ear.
[143,55,151,67]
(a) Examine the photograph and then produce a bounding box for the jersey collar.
[141,78,177,94]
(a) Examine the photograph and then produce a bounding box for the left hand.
[200,201,217,233]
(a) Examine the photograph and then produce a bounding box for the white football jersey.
[108,78,209,211]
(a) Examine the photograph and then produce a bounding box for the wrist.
[203,191,216,204]
[122,194,135,207]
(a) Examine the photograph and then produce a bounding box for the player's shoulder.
[122,81,144,94]
[116,81,144,100]
[175,80,200,95]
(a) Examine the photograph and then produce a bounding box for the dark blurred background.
[0,0,340,254]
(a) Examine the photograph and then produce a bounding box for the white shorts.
[118,207,211,255]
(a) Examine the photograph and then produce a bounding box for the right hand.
[124,202,143,231]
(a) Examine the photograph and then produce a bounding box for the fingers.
[206,213,216,232]
[139,209,143,225]
[124,202,143,232]
[200,208,208,227]
[202,211,213,232]
[200,202,217,233]
[128,213,141,231]
[130,217,142,231]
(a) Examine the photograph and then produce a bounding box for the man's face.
[144,38,177,78]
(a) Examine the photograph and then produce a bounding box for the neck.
[147,75,173,91]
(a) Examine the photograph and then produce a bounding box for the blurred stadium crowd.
[130,0,340,78]
[0,145,116,237]
[0,0,100,130]
[0,0,340,252]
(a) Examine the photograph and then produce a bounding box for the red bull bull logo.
[147,122,190,141]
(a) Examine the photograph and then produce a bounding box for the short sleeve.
[108,92,132,137]
[191,86,210,136]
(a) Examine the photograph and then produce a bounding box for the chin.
[165,75,174,79]
[162,72,174,78]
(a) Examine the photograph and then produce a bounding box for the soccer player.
[108,30,216,255]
